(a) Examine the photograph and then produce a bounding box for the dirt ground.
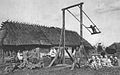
[0,57,120,75]
[0,65,120,75]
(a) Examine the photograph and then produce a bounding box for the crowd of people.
[88,55,119,69]
[70,43,120,70]
[4,48,45,72]
[4,45,120,72]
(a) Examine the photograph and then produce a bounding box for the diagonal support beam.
[65,48,74,62]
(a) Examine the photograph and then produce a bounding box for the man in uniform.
[71,45,83,70]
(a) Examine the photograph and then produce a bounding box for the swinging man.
[87,25,97,34]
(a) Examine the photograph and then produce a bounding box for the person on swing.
[88,25,97,33]
[71,45,82,70]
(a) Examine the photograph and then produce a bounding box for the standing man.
[97,43,103,54]
[71,45,82,70]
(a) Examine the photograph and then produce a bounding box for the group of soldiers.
[4,45,120,72]
[70,44,119,70]
[88,55,119,70]
[5,48,45,73]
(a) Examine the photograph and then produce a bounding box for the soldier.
[114,57,118,66]
[71,45,83,70]
[91,56,97,69]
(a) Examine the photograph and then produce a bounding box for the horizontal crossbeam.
[62,2,83,10]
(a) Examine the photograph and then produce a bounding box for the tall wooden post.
[62,10,65,64]
[79,3,88,60]
[80,3,84,44]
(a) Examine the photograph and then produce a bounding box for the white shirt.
[48,49,57,57]
[17,52,23,60]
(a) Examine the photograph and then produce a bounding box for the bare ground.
[0,57,120,75]
[0,65,120,75]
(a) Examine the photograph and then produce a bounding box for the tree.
[105,47,116,54]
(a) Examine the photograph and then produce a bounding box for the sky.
[0,0,120,46]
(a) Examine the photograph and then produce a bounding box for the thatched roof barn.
[0,21,93,51]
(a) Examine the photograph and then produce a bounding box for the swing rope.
[78,6,101,33]
[82,10,101,33]
[66,9,93,34]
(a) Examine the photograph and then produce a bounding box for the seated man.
[95,56,102,69]
[17,50,23,63]
[114,57,118,66]
[90,56,97,69]
[107,58,113,67]
[47,48,57,65]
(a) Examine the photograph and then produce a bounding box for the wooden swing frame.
[48,2,101,67]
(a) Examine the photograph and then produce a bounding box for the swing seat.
[85,25,101,35]
[91,31,101,35]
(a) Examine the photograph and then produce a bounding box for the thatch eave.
[0,20,93,50]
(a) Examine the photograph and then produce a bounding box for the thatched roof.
[0,21,92,48]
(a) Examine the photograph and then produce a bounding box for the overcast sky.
[0,0,120,46]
